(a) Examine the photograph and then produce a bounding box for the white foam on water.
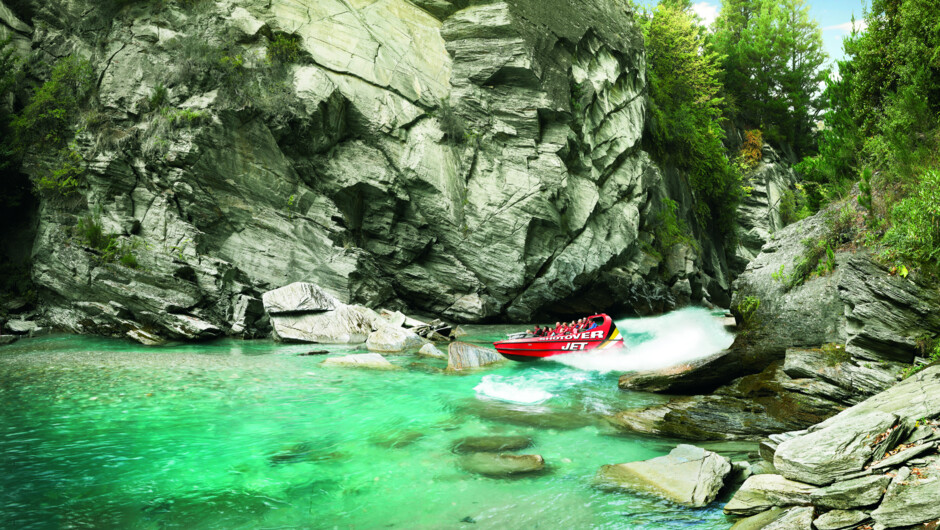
[474,376,554,404]
[473,370,595,404]
[548,307,734,374]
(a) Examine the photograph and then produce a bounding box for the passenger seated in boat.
[552,322,563,335]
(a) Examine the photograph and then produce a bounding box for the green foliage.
[267,34,302,64]
[12,55,94,149]
[165,34,302,129]
[436,99,467,144]
[782,206,855,290]
[35,146,85,196]
[799,0,940,220]
[819,343,849,366]
[712,0,828,156]
[76,213,109,250]
[653,197,699,257]
[734,295,761,328]
[903,343,940,379]
[149,83,168,109]
[881,170,940,268]
[779,185,810,226]
[75,213,140,267]
[640,2,741,239]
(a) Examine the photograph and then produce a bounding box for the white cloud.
[824,20,868,33]
[692,2,719,27]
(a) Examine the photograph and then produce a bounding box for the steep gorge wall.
[4,0,739,341]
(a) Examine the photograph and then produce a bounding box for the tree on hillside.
[712,0,827,156]
[641,0,739,236]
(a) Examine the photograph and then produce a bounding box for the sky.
[638,0,869,65]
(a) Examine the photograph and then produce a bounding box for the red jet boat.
[493,314,624,362]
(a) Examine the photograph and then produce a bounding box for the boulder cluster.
[726,365,940,529]
[599,366,940,529]
[263,281,503,372]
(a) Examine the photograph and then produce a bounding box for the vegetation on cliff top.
[640,0,827,242]
[796,0,940,273]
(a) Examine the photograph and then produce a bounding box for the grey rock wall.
[2,0,779,342]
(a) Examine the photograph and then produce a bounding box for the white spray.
[549,307,734,373]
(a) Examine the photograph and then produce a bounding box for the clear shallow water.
[0,308,744,529]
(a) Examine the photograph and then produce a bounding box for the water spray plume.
[549,307,733,374]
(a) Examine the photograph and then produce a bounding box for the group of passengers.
[526,317,598,338]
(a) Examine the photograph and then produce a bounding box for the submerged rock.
[457,399,595,431]
[595,444,731,507]
[451,435,532,454]
[446,342,503,371]
[321,354,400,370]
[458,453,545,477]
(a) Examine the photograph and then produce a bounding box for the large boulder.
[261,282,338,314]
[447,342,504,371]
[269,305,377,344]
[723,474,817,516]
[595,444,731,508]
[782,347,901,398]
[773,410,901,486]
[871,464,940,528]
[772,364,940,486]
[813,509,870,530]
[809,474,891,510]
[732,202,940,369]
[366,326,426,353]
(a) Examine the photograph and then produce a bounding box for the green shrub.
[820,343,850,366]
[653,197,699,257]
[903,342,940,379]
[779,186,811,227]
[436,99,466,144]
[734,295,761,328]
[12,55,94,148]
[76,214,114,250]
[149,83,168,109]
[35,147,85,196]
[75,213,140,267]
[881,170,940,268]
[267,34,302,64]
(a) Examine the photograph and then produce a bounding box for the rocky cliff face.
[3,0,754,342]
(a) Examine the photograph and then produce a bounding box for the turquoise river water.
[0,308,751,529]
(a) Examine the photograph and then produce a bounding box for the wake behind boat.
[493,314,624,362]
